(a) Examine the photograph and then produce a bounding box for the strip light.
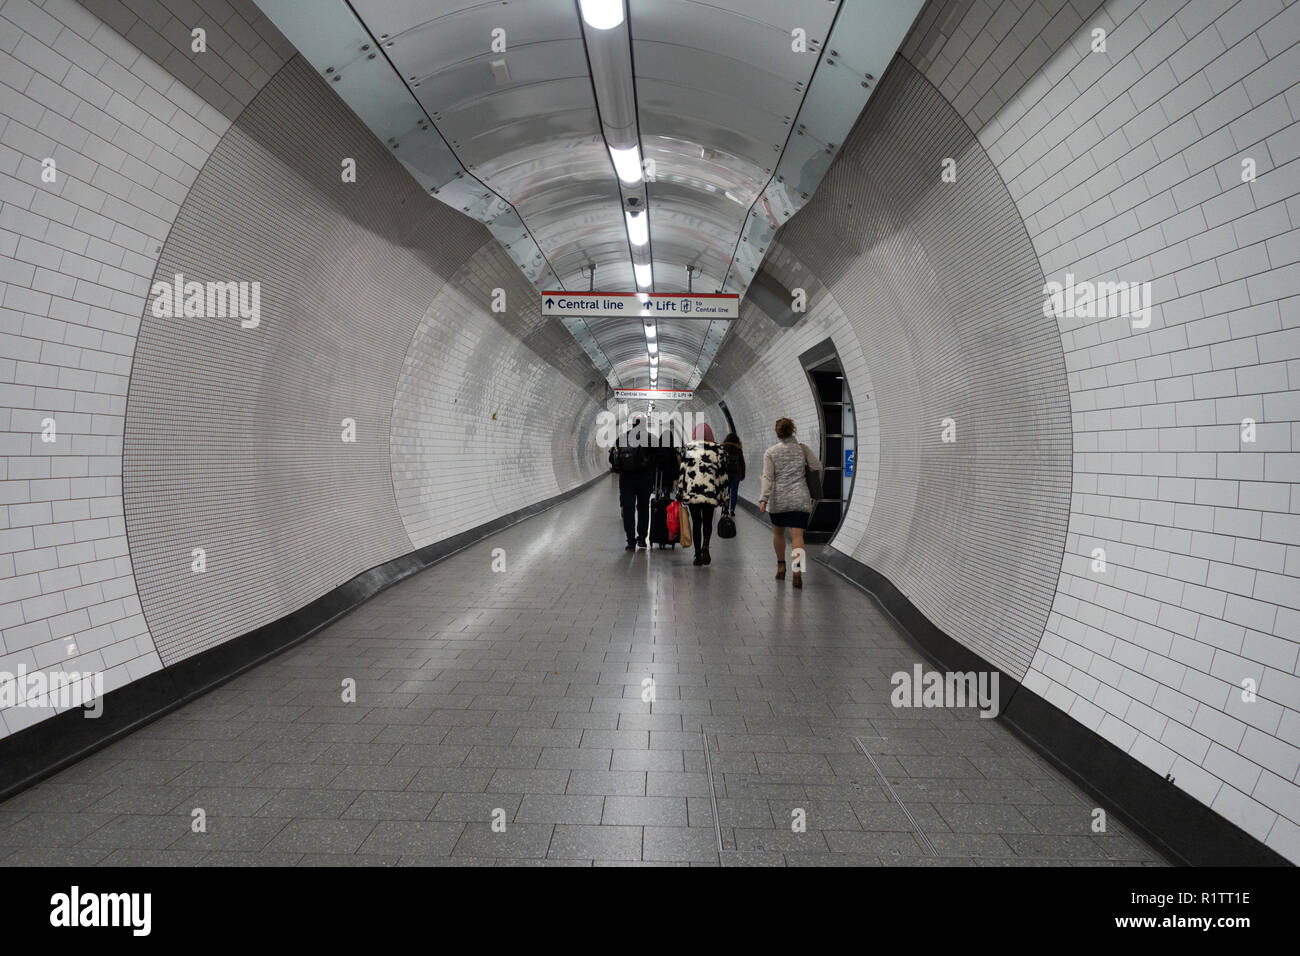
[609,144,642,185]
[579,0,624,30]
[626,211,648,247]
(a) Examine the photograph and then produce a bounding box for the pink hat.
[692,423,715,442]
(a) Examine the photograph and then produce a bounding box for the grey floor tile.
[515,794,606,825]
[601,795,688,827]
[76,814,186,850]
[358,821,465,856]
[0,845,112,866]
[256,789,361,819]
[265,818,378,855]
[170,817,291,852]
[453,822,554,859]
[646,772,711,797]
[567,770,646,796]
[344,791,438,820]
[548,824,643,861]
[94,849,209,866]
[643,826,718,862]
[429,793,522,823]
[196,851,306,866]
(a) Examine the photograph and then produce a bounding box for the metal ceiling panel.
[720,0,927,293]
[411,39,591,111]
[255,0,923,390]
[254,0,559,287]
[349,0,578,55]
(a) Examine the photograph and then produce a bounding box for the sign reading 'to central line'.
[541,291,738,319]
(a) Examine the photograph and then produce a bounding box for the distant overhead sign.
[542,292,738,319]
[614,388,694,401]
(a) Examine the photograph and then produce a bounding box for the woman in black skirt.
[758,418,822,588]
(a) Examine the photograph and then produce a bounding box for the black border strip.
[0,473,608,804]
[807,537,1290,868]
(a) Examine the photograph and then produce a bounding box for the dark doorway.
[799,339,857,543]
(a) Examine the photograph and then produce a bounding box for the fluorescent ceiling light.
[579,0,624,30]
[609,145,642,185]
[633,263,652,288]
[644,324,656,339]
[648,341,658,355]
[626,212,648,248]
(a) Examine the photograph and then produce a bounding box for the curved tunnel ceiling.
[255,0,924,391]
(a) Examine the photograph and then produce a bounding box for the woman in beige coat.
[758,418,822,588]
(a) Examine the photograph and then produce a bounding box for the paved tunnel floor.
[0,477,1163,866]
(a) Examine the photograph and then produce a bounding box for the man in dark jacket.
[609,414,654,550]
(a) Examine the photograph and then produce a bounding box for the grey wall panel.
[124,55,606,665]
[712,57,1074,680]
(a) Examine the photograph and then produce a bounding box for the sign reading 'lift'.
[541,291,739,319]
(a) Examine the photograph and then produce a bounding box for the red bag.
[666,500,680,541]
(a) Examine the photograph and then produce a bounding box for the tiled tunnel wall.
[712,0,1300,861]
[0,0,294,734]
[391,240,608,552]
[125,54,608,665]
[0,2,607,724]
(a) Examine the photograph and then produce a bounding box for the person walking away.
[609,414,654,550]
[675,422,728,566]
[759,418,821,588]
[720,432,746,516]
[652,416,683,497]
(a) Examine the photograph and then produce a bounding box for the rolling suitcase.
[649,495,673,548]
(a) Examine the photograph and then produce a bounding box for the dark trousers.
[688,503,715,551]
[727,477,741,515]
[619,473,653,544]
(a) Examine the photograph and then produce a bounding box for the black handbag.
[717,513,736,539]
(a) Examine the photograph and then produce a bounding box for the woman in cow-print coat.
[675,422,728,566]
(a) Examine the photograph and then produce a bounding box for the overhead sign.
[614,388,694,401]
[542,291,738,319]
